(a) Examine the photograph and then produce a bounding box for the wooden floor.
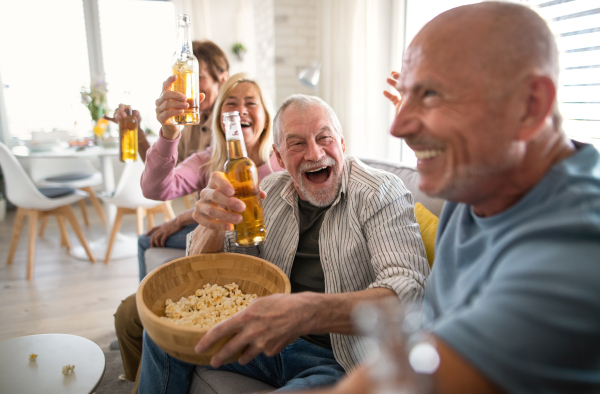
[0,198,186,351]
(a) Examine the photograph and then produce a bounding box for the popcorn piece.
[160,283,257,328]
[62,364,75,375]
[29,353,37,361]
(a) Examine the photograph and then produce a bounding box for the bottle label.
[227,124,242,140]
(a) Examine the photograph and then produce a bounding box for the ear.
[273,144,286,169]
[516,75,556,142]
[340,136,346,153]
[219,71,229,86]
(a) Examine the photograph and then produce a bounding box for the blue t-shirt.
[426,143,600,393]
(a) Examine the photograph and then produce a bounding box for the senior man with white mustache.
[138,94,430,394]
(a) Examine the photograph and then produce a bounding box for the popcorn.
[62,364,75,375]
[29,353,37,361]
[160,283,257,328]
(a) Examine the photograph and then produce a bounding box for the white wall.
[273,0,321,107]
[253,0,277,107]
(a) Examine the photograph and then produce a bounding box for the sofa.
[144,157,444,394]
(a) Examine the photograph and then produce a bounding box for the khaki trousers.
[114,293,143,394]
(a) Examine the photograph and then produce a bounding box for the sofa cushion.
[190,367,276,394]
[144,247,186,275]
[414,202,439,267]
[359,157,445,217]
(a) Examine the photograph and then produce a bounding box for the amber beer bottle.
[171,14,200,125]
[119,106,138,162]
[223,111,267,246]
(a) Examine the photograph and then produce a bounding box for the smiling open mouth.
[240,121,251,128]
[303,166,332,183]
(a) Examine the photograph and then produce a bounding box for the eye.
[423,89,441,107]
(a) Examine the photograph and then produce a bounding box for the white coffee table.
[0,334,105,394]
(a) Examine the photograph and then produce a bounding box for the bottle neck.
[176,19,193,59]
[225,122,248,159]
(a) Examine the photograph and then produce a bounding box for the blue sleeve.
[433,234,600,393]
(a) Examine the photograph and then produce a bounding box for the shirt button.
[202,127,207,132]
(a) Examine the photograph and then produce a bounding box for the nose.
[304,139,325,162]
[232,103,248,116]
[390,97,421,139]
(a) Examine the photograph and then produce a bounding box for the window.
[524,0,600,150]
[0,0,91,140]
[98,0,175,134]
[0,0,175,141]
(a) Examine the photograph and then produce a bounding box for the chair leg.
[164,201,176,221]
[79,199,89,226]
[82,187,107,228]
[183,194,191,210]
[105,208,125,264]
[147,212,155,232]
[27,210,39,280]
[56,215,71,251]
[136,207,146,236]
[38,217,48,237]
[7,207,26,265]
[60,205,96,263]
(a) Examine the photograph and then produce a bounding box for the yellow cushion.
[414,202,439,268]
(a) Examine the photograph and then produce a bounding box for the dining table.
[12,143,138,261]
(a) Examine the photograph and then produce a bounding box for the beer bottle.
[222,111,267,246]
[171,14,200,125]
[119,106,138,162]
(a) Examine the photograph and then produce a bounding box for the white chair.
[0,142,96,280]
[30,158,108,230]
[103,157,175,263]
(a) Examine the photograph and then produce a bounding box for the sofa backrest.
[359,157,445,217]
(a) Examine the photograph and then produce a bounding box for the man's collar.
[280,156,351,208]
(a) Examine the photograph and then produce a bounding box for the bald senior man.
[292,2,600,394]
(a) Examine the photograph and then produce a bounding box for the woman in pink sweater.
[137,73,284,278]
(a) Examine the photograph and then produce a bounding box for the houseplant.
[81,77,109,138]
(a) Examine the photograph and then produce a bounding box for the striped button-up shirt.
[222,156,430,371]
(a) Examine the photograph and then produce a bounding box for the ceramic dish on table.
[137,252,291,365]
[26,140,68,153]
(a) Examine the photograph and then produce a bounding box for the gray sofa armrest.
[190,367,276,394]
[144,247,186,276]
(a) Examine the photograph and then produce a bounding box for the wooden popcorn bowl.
[137,253,291,365]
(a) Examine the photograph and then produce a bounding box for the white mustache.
[298,157,337,173]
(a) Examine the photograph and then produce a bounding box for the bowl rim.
[136,252,291,334]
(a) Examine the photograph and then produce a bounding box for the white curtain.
[319,0,405,161]
[171,0,213,39]
[0,71,9,144]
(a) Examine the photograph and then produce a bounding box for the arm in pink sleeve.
[141,130,209,201]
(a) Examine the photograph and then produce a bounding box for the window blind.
[523,0,600,148]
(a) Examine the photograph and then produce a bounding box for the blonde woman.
[142,72,282,201]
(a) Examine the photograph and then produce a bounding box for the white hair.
[273,94,343,148]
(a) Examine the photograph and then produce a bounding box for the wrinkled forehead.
[281,103,333,137]
[399,26,491,93]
